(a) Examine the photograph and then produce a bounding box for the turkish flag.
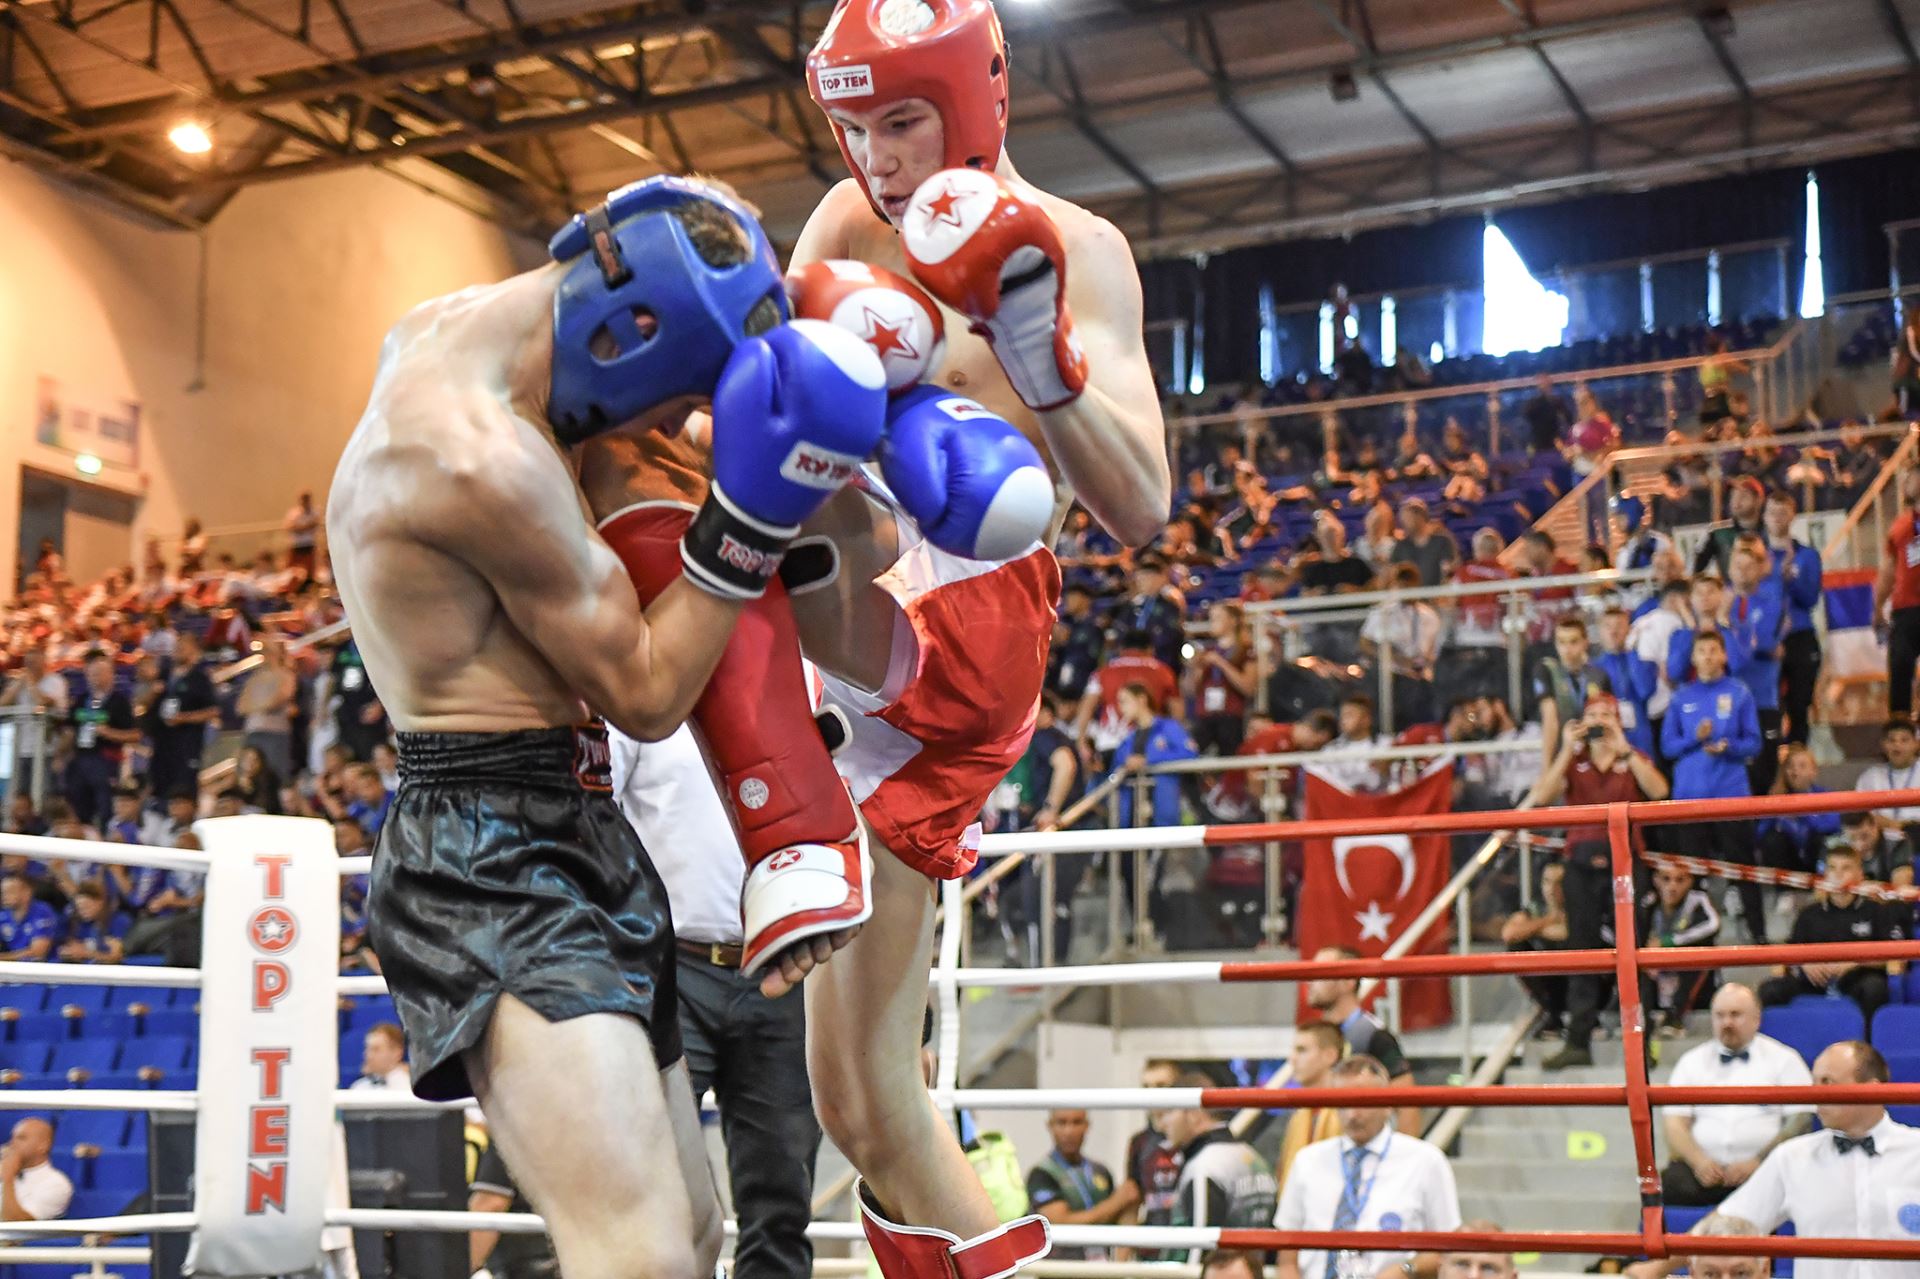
[1298,764,1455,1031]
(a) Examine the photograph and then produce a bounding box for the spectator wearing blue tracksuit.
[1723,534,1787,795]
[1757,744,1841,873]
[1112,681,1201,947]
[1662,630,1767,942]
[1114,682,1197,827]
[1763,490,1823,747]
[1592,606,1655,757]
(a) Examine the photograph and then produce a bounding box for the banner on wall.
[34,376,141,469]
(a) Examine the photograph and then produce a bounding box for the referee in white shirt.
[609,725,819,1279]
[1660,984,1814,1206]
[1275,1055,1462,1279]
[1714,1041,1920,1279]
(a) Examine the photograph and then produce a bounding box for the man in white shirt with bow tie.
[1661,984,1814,1206]
[1715,1041,1920,1279]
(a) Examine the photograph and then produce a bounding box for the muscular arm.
[426,453,742,743]
[1040,217,1170,547]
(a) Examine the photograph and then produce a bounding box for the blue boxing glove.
[683,319,888,598]
[878,385,1054,561]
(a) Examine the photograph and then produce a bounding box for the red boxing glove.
[786,260,947,395]
[899,168,1088,412]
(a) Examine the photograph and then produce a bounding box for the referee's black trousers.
[677,949,820,1279]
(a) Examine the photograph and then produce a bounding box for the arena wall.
[0,159,543,591]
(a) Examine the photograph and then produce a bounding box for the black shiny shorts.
[368,724,681,1101]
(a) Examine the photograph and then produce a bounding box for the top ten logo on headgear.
[815,64,874,99]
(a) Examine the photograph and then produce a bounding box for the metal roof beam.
[187,71,786,188]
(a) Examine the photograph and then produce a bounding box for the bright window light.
[1319,302,1335,374]
[1187,309,1206,396]
[1482,223,1570,357]
[1800,171,1826,319]
[1380,296,1397,360]
[1430,340,1446,364]
[168,121,212,154]
[1258,283,1278,386]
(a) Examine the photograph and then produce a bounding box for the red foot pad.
[857,1179,1052,1279]
[739,828,874,980]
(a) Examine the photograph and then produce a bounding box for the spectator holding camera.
[1539,695,1669,1071]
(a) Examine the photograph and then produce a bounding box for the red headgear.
[805,0,1009,219]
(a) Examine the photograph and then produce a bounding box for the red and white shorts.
[820,498,1060,881]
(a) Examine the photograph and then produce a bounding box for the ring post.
[186,816,339,1277]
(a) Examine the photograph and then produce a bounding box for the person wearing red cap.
[1691,475,1766,580]
[770,2,1171,1274]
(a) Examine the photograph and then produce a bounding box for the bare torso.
[330,268,589,733]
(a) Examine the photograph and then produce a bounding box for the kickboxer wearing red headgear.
[782,1,1172,1274]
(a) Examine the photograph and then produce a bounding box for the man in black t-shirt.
[469,1142,558,1279]
[331,638,389,761]
[64,651,137,828]
[1306,945,1420,1133]
[1123,1059,1184,1262]
[1758,846,1907,1020]
[147,631,219,803]
[1295,515,1376,596]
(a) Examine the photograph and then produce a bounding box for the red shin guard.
[857,1181,1051,1279]
[600,505,858,857]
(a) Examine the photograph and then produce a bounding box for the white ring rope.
[0,834,210,871]
[0,961,202,989]
[0,1247,153,1263]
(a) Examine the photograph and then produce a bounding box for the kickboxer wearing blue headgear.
[326,173,888,1272]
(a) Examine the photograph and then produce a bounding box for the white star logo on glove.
[1355,899,1395,943]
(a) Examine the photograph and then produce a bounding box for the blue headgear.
[548,177,787,445]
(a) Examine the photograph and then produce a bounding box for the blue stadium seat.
[47,1040,119,1084]
[83,1013,137,1042]
[58,1109,129,1150]
[84,1149,145,1195]
[68,1183,142,1220]
[137,1007,196,1039]
[0,986,47,1015]
[44,985,112,1014]
[1665,1205,1712,1235]
[109,985,178,1011]
[1762,998,1864,1066]
[1873,1004,1920,1047]
[6,1012,71,1047]
[1,1044,52,1078]
[121,1036,191,1081]
[1886,1051,1920,1128]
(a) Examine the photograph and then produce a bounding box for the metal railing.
[1523,419,1911,563]
[1229,566,1653,731]
[1163,323,1803,461]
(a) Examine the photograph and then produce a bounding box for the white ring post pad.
[739,826,874,978]
[185,816,340,1277]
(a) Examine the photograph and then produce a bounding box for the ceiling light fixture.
[167,121,213,154]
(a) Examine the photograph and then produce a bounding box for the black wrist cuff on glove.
[680,486,797,600]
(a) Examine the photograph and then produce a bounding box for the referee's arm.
[468,1185,513,1271]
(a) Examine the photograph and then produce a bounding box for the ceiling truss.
[0,0,1916,255]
